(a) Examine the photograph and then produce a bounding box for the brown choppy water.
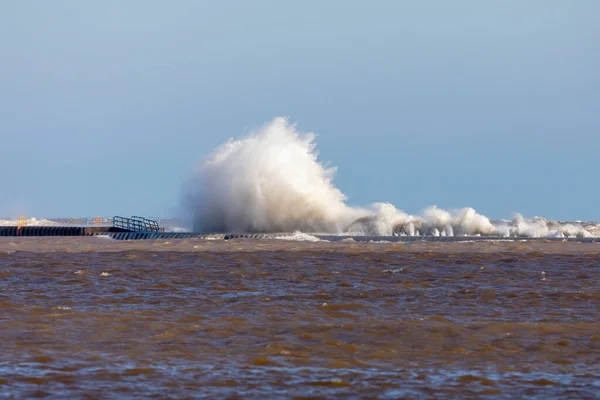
[1,237,599,399]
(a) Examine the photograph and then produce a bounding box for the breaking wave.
[186,117,597,238]
[274,232,323,242]
[0,218,59,227]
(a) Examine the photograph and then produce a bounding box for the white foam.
[95,235,114,240]
[166,226,189,233]
[0,218,59,227]
[274,231,322,242]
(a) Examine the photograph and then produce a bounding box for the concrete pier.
[0,226,129,237]
[0,226,598,243]
[93,232,600,243]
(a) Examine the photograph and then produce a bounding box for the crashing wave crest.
[185,117,596,238]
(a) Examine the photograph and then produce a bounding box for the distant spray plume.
[186,118,595,238]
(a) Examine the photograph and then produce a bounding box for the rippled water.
[1,238,599,398]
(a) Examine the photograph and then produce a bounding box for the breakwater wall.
[97,232,600,243]
[0,226,128,236]
[1,227,599,242]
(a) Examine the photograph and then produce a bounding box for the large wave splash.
[186,118,594,238]
[186,117,356,233]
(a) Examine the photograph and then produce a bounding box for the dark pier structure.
[0,216,161,237]
[0,226,125,237]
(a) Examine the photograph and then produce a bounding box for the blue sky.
[1,1,598,220]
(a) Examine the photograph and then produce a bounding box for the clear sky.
[1,1,598,220]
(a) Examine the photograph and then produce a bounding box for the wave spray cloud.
[186,118,352,233]
[186,118,595,238]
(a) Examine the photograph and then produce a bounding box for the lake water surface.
[1,238,599,398]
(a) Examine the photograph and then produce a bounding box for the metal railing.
[112,216,161,232]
